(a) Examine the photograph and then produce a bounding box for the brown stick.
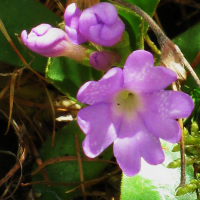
[179,118,186,185]
[75,133,86,199]
[172,82,186,186]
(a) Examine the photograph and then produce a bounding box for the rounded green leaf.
[115,0,159,49]
[173,23,200,93]
[0,0,61,73]
[45,57,102,98]
[32,121,113,200]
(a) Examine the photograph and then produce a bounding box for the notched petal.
[113,116,147,176]
[141,111,181,143]
[143,91,194,119]
[168,91,194,119]
[140,132,164,165]
[77,103,119,157]
[77,67,123,105]
[123,50,177,93]
[114,136,141,176]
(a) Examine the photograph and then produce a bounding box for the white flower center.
[113,90,142,119]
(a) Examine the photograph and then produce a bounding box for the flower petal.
[64,3,81,28]
[114,136,141,176]
[21,24,70,57]
[101,18,125,41]
[89,51,120,71]
[113,134,141,176]
[31,24,52,35]
[140,90,193,143]
[64,3,87,45]
[87,3,118,25]
[123,50,177,93]
[79,2,125,46]
[143,90,194,119]
[140,132,164,165]
[114,114,164,176]
[77,103,119,158]
[141,110,181,143]
[77,67,123,105]
[89,51,112,71]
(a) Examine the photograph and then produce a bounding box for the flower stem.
[172,82,186,186]
[109,0,168,45]
[178,118,186,186]
[145,34,161,55]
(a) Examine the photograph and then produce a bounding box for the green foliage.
[0,0,62,73]
[114,0,159,49]
[167,88,200,198]
[176,180,198,196]
[167,157,199,169]
[190,89,200,123]
[32,121,113,200]
[191,121,199,136]
[173,23,200,93]
[45,57,102,98]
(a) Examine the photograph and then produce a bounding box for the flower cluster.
[77,50,194,176]
[21,3,125,58]
[20,2,194,177]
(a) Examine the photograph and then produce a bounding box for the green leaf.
[188,88,200,125]
[114,0,159,49]
[120,141,196,200]
[172,23,200,93]
[32,121,113,200]
[0,0,61,73]
[45,57,102,98]
[176,180,198,196]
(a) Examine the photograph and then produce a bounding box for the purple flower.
[21,24,70,57]
[89,51,120,71]
[77,50,194,176]
[64,3,87,45]
[79,2,125,46]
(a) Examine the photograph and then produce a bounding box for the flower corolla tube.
[77,50,194,176]
[21,24,70,57]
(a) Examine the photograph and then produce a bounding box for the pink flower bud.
[21,23,70,57]
[64,3,87,45]
[89,51,120,71]
[79,2,125,46]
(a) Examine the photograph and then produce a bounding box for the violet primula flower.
[77,50,194,176]
[21,23,70,57]
[64,3,87,45]
[79,2,125,46]
[89,51,120,71]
